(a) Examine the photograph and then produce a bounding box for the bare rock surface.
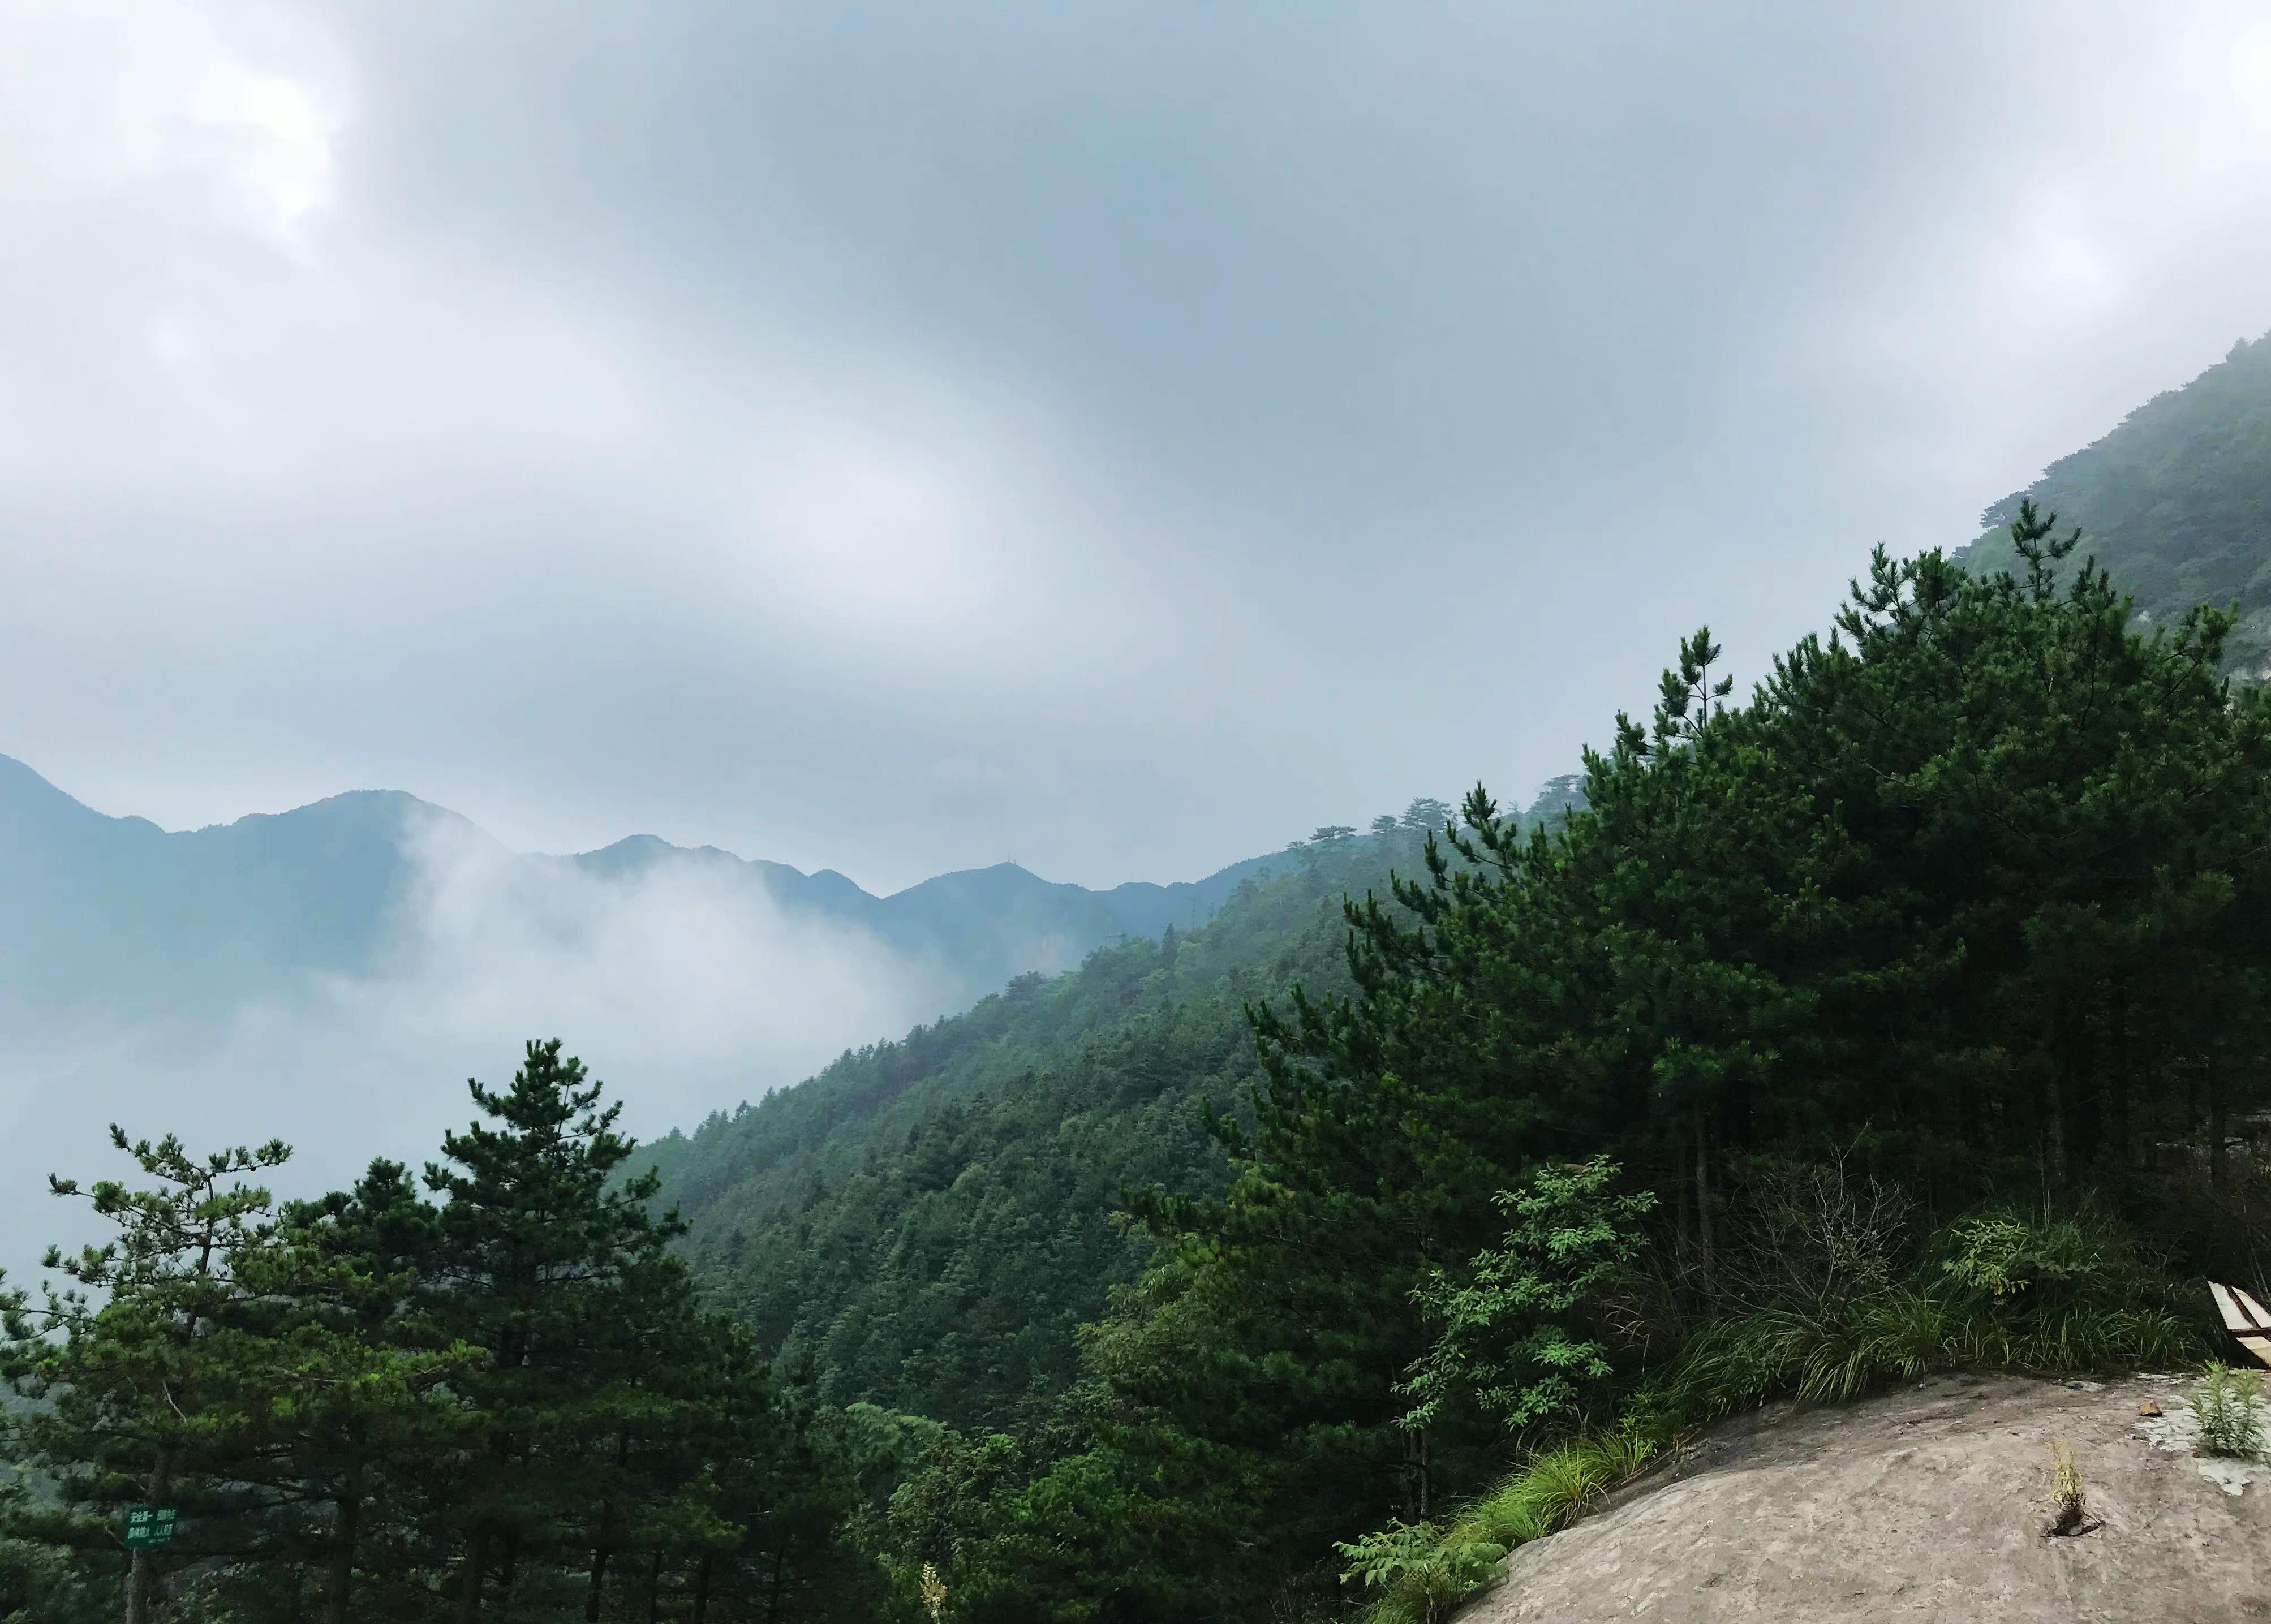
[1464,1373,2271,1623]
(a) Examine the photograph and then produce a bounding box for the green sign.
[122,1505,177,1549]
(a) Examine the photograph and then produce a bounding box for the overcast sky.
[7,2,2271,894]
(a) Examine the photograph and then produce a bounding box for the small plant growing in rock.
[2043,1442,2088,1537]
[2194,1363,2265,1458]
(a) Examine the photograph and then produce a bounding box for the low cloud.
[0,810,957,1280]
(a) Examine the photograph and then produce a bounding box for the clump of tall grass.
[2194,1363,2266,1458]
[1344,1425,1655,1624]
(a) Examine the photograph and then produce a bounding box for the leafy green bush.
[2194,1363,2265,1458]
[1401,1157,1657,1433]
[1938,1209,2119,1303]
[1335,1519,1508,1624]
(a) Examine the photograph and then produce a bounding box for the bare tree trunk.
[587,1425,629,1622]
[647,1549,664,1624]
[1673,1139,1691,1279]
[1693,1105,1715,1302]
[693,1553,713,1624]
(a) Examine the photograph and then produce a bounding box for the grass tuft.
[2044,1442,2088,1536]
[1352,1426,1655,1624]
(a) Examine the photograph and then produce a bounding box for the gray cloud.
[5,0,2271,903]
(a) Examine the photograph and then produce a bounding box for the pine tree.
[0,1129,292,1624]
[244,1159,484,1623]
[418,1040,691,1621]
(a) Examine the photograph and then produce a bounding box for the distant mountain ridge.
[0,754,1293,1031]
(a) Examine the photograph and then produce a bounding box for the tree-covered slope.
[647,838,1396,1432]
[1958,331,2271,673]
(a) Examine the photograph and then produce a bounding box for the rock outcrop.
[1466,1374,2271,1622]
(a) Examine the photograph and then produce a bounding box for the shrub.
[1634,1206,2205,1431]
[1722,1151,1915,1312]
[1335,1519,1508,1624]
[1401,1156,1657,1435]
[1938,1209,2118,1304]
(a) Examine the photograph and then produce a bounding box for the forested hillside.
[1959,331,2271,674]
[644,808,1502,1431]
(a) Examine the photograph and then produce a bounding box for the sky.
[7,2,2271,895]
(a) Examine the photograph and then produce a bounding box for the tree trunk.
[2212,1049,2229,1194]
[322,1437,364,1624]
[1673,1139,1692,1280]
[2045,1069,2068,1193]
[587,1425,629,1622]
[2110,976,2131,1168]
[500,1535,521,1616]
[1693,1105,1715,1302]
[455,1531,489,1624]
[123,1449,174,1624]
[586,1546,612,1623]
[693,1553,713,1624]
[647,1549,664,1624]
